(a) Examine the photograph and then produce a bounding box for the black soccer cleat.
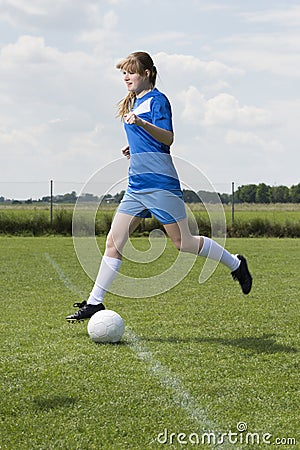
[66,300,105,323]
[231,255,252,295]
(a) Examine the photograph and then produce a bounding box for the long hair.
[116,51,157,120]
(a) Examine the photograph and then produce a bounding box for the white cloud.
[0,126,38,148]
[178,88,272,128]
[154,52,244,101]
[178,86,206,123]
[204,93,272,127]
[140,31,189,45]
[1,35,55,67]
[155,52,243,79]
[0,35,116,109]
[80,9,118,39]
[107,0,125,4]
[0,0,299,193]
[215,32,300,77]
[0,33,123,187]
[225,129,282,152]
[0,0,48,17]
[242,5,300,26]
[0,0,109,31]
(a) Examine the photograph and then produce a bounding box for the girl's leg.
[66,213,141,321]
[164,218,252,294]
[104,212,142,259]
[164,218,240,271]
[87,213,142,304]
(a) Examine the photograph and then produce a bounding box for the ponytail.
[150,65,157,88]
[116,92,136,120]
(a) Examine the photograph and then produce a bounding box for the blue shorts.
[117,189,187,224]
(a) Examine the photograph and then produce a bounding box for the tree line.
[230,183,300,204]
[185,183,300,204]
[1,183,300,204]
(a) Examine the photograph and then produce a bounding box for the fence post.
[231,181,235,227]
[50,180,53,225]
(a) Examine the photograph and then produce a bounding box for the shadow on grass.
[33,395,78,411]
[142,333,298,354]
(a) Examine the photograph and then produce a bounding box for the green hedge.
[0,210,72,236]
[1,209,300,237]
[228,217,300,238]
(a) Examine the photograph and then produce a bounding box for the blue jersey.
[124,88,181,193]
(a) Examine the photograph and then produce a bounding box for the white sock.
[87,256,122,305]
[198,236,240,271]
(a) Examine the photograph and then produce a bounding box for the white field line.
[125,330,231,449]
[125,327,213,426]
[45,252,228,449]
[45,252,86,300]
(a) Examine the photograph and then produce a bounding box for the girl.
[66,51,252,322]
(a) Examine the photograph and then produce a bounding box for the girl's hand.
[121,144,130,159]
[124,112,144,127]
[124,112,173,146]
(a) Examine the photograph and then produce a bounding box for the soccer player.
[66,51,252,322]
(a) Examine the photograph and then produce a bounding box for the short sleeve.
[151,95,173,132]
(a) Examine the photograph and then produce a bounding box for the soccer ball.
[87,310,125,344]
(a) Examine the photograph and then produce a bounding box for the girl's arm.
[124,113,174,146]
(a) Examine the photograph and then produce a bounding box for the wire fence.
[1,181,300,237]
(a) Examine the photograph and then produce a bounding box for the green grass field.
[0,237,299,449]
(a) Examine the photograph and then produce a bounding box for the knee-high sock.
[198,236,240,271]
[87,256,122,305]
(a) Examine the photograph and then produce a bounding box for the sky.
[0,0,300,199]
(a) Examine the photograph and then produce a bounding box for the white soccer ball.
[87,310,125,343]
